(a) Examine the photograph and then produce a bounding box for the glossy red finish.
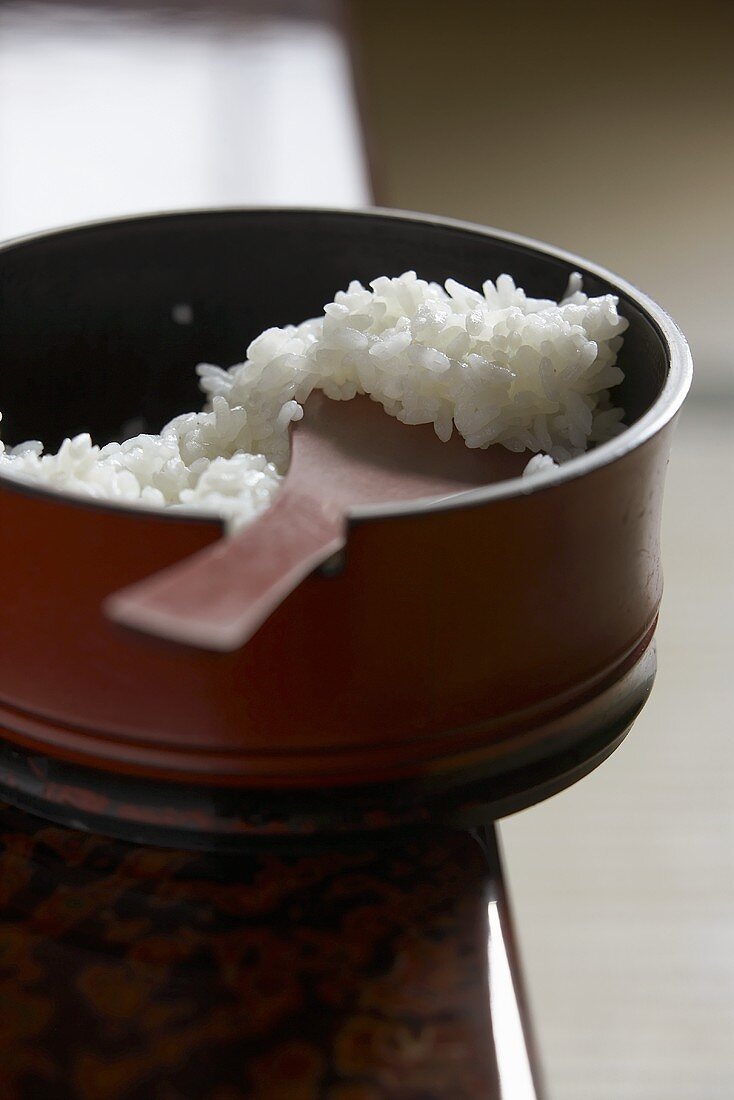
[0,426,672,785]
[0,209,691,790]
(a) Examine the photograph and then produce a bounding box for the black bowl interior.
[0,210,668,451]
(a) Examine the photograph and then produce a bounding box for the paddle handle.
[104,490,345,651]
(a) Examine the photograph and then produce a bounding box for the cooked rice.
[0,271,627,529]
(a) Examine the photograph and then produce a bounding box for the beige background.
[352,3,734,1096]
[352,0,734,398]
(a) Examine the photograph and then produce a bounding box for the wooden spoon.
[105,394,526,651]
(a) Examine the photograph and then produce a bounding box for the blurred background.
[0,1,732,1096]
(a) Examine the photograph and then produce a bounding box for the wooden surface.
[0,803,544,1099]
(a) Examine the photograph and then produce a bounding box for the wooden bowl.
[0,209,691,841]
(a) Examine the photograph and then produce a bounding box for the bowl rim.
[0,204,693,525]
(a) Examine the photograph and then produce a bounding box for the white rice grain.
[0,271,627,528]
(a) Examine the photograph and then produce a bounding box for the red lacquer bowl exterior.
[0,209,691,796]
